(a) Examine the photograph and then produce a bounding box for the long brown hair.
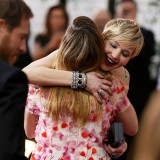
[42,16,105,125]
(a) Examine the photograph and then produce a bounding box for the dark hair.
[116,0,137,8]
[0,0,33,31]
[45,5,69,35]
[45,16,104,125]
[58,16,104,72]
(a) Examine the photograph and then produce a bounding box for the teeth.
[107,57,115,64]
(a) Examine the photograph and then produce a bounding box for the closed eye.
[110,43,117,49]
[122,50,130,57]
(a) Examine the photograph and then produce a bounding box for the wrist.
[71,71,87,90]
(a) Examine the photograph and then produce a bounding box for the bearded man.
[0,0,33,159]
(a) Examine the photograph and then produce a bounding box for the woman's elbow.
[125,121,138,136]
[25,129,35,139]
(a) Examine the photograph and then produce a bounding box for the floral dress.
[26,74,130,160]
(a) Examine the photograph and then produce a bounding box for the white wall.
[66,0,108,23]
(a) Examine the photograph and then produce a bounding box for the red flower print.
[41,132,47,138]
[81,131,88,138]
[38,146,42,152]
[89,157,94,160]
[116,87,121,93]
[92,148,97,154]
[80,151,86,157]
[29,89,35,95]
[61,122,68,128]
[102,126,107,131]
[121,86,124,91]
[87,144,91,149]
[88,133,92,138]
[53,126,58,131]
[105,107,110,112]
[91,113,97,121]
[31,153,35,160]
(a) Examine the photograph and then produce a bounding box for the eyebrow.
[115,41,132,54]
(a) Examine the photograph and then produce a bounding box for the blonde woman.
[23,18,143,104]
[24,19,143,159]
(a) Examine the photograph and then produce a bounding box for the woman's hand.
[86,72,112,104]
[104,141,127,159]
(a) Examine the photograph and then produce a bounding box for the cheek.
[10,33,19,44]
[120,57,130,66]
[104,43,109,51]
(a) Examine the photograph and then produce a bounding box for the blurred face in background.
[0,17,29,64]
[49,8,67,32]
[115,1,137,20]
[94,10,111,32]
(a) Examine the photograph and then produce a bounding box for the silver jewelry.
[110,152,116,159]
[98,88,104,95]
[72,24,81,30]
[71,71,87,90]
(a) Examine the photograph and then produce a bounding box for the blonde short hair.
[103,18,144,59]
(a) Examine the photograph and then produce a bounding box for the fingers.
[101,84,112,96]
[101,79,112,87]
[104,142,128,159]
[95,72,104,79]
[93,92,103,104]
[85,72,113,104]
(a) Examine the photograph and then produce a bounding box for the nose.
[111,49,121,60]
[19,40,27,54]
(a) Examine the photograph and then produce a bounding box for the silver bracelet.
[71,71,87,90]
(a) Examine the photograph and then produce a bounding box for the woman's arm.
[24,109,38,139]
[23,50,112,103]
[116,105,138,136]
[23,50,72,86]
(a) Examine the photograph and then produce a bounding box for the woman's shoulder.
[111,67,130,94]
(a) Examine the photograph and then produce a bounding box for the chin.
[101,64,110,72]
[9,55,18,65]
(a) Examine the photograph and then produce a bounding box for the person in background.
[115,0,156,119]
[94,9,112,33]
[128,73,160,160]
[131,91,160,160]
[31,5,69,61]
[24,16,138,160]
[0,0,33,159]
[115,0,156,159]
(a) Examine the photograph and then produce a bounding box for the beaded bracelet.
[71,71,87,90]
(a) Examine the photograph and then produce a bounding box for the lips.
[105,56,117,66]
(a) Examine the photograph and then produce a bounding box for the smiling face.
[101,40,134,71]
[101,18,144,71]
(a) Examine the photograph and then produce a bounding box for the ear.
[0,19,7,32]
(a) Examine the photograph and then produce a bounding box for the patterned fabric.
[26,76,130,160]
[111,66,130,94]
